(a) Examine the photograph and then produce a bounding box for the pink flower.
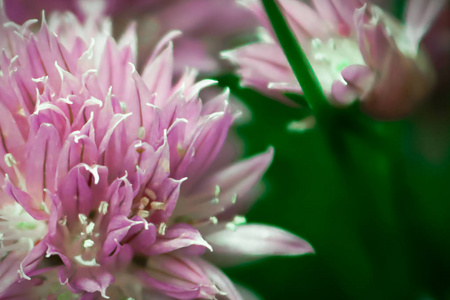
[225,0,445,120]
[0,3,313,299]
[4,0,257,75]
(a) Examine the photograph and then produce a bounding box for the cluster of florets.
[225,0,445,120]
[0,2,312,299]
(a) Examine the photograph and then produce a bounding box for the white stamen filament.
[145,189,157,200]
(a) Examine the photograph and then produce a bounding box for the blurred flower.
[4,0,257,75]
[0,3,313,299]
[420,1,450,100]
[225,0,445,120]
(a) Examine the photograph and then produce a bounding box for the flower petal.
[194,258,242,300]
[145,223,212,256]
[204,224,314,266]
[137,254,218,300]
[25,123,61,205]
[176,148,273,221]
[406,0,446,46]
[4,175,49,220]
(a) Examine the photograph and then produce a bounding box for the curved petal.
[406,0,446,46]
[194,258,242,300]
[204,224,314,266]
[137,254,219,300]
[176,148,273,221]
[145,223,211,256]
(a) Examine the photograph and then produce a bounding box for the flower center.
[309,37,365,93]
[62,201,110,267]
[0,202,47,256]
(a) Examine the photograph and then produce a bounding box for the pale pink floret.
[226,0,445,120]
[4,0,257,74]
[0,3,313,299]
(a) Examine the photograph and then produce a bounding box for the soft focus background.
[214,1,450,298]
[4,0,450,299]
[217,73,450,299]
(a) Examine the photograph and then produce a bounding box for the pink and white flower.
[0,2,312,299]
[225,0,446,120]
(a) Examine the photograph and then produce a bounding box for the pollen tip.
[138,210,149,218]
[98,201,109,215]
[214,185,221,197]
[4,153,17,167]
[78,213,88,225]
[158,222,167,235]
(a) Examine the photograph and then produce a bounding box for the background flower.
[4,0,258,75]
[225,0,445,120]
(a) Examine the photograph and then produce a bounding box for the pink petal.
[176,148,273,221]
[406,0,446,46]
[67,267,114,299]
[57,133,98,181]
[137,254,218,300]
[205,224,314,266]
[103,215,154,257]
[354,5,393,69]
[194,258,242,300]
[107,177,134,217]
[148,178,184,224]
[98,38,135,97]
[0,252,23,294]
[142,39,175,106]
[120,216,157,255]
[279,0,330,41]
[331,80,360,104]
[361,48,432,120]
[145,223,212,256]
[173,109,234,183]
[331,64,375,104]
[19,237,50,279]
[223,43,298,105]
[25,123,61,205]
[56,164,104,224]
[3,176,49,220]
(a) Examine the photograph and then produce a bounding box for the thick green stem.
[261,0,332,123]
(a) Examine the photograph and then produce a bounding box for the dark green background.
[215,74,450,299]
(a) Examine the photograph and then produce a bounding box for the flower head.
[0,3,312,299]
[225,0,445,120]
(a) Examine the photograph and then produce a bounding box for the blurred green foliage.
[215,73,450,299]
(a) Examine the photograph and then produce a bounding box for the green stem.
[261,0,332,123]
